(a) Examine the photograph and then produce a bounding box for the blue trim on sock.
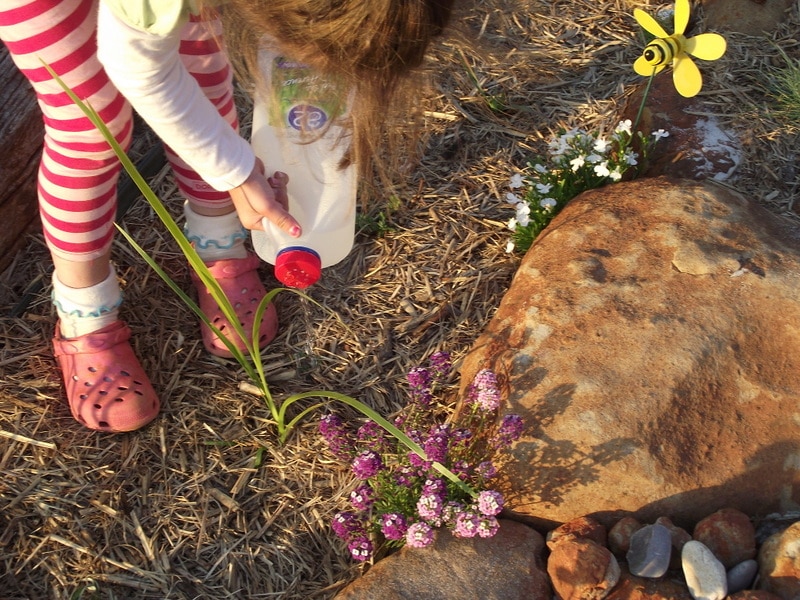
[51,293,123,319]
[184,226,248,250]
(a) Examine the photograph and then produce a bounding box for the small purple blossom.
[422,477,446,497]
[468,369,501,411]
[356,420,386,450]
[406,522,435,548]
[423,432,449,464]
[491,414,524,448]
[450,460,472,480]
[319,413,354,459]
[428,351,452,382]
[451,428,473,444]
[476,490,504,516]
[416,491,444,523]
[348,536,373,562]
[394,465,418,487]
[380,513,408,540]
[477,516,500,538]
[407,366,433,406]
[350,483,375,511]
[475,461,497,480]
[319,413,344,437]
[332,511,364,541]
[453,510,481,538]
[404,428,423,444]
[407,450,430,469]
[441,500,465,526]
[352,450,383,480]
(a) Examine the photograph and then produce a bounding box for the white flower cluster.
[503,122,668,253]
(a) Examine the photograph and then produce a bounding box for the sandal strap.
[52,320,132,357]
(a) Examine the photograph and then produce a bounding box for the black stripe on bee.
[642,37,680,67]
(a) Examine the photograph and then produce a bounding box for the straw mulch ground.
[2,1,798,598]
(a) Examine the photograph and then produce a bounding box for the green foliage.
[357,195,401,237]
[768,48,800,125]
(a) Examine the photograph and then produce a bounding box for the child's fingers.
[229,169,301,237]
[267,171,289,211]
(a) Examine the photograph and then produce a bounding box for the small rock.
[606,571,694,599]
[547,516,607,550]
[757,520,800,599]
[693,508,756,569]
[609,517,643,558]
[726,559,758,594]
[627,524,672,578]
[682,540,727,600]
[548,538,620,600]
[655,516,692,570]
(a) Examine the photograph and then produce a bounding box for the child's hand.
[229,159,302,237]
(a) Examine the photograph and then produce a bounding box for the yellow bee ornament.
[633,0,726,98]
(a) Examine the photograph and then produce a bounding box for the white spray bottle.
[250,48,357,289]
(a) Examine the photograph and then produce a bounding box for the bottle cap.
[274,247,321,289]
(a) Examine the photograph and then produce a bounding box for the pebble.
[693,508,756,569]
[608,516,642,557]
[682,540,728,600]
[727,559,758,594]
[626,523,672,578]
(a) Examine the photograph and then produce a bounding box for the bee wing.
[685,33,727,61]
[634,8,669,39]
[673,54,702,98]
[634,55,667,77]
[674,0,690,36]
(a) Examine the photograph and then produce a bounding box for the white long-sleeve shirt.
[96,0,255,192]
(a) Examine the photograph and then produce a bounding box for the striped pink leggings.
[0,0,238,262]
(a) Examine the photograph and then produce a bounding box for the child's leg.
[0,0,159,432]
[169,14,278,357]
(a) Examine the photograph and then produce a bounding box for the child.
[0,0,453,433]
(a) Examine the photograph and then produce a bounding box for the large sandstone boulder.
[460,177,800,530]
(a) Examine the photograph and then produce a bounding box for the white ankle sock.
[183,201,248,262]
[52,266,123,339]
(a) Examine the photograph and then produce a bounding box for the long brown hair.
[214,0,455,178]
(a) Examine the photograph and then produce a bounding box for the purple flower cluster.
[357,420,387,450]
[467,369,501,411]
[352,450,383,480]
[348,536,373,562]
[350,483,375,511]
[428,351,452,381]
[319,413,354,460]
[331,511,363,540]
[406,351,452,407]
[320,355,523,563]
[407,366,433,406]
[380,512,408,540]
[406,522,435,548]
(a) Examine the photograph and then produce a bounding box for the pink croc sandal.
[52,320,160,432]
[191,252,278,358]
